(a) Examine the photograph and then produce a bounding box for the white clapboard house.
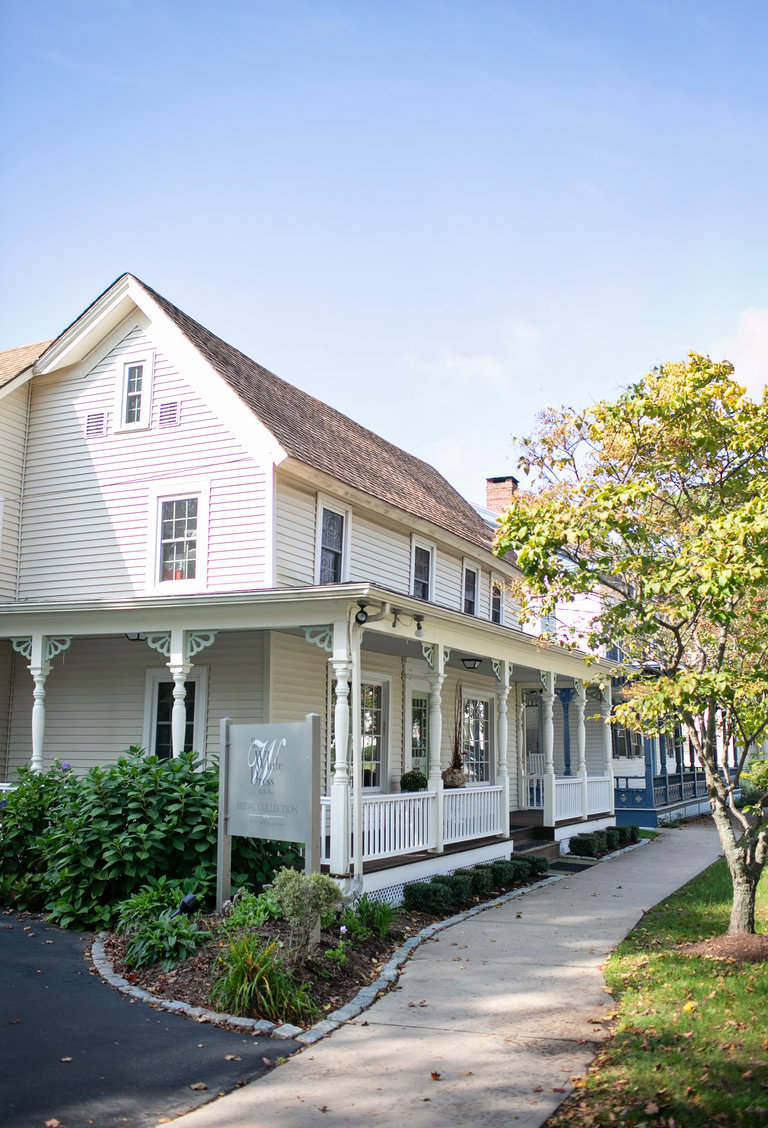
[0,274,616,896]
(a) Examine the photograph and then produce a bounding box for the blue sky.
[2,0,766,504]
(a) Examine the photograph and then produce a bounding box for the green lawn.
[548,858,768,1127]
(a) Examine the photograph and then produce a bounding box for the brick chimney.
[485,475,518,513]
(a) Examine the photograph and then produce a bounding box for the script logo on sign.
[247,737,286,788]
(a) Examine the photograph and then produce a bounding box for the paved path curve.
[176,822,722,1128]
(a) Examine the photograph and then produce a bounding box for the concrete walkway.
[177,821,722,1128]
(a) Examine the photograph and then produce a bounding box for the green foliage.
[124,911,206,972]
[324,937,353,967]
[526,854,550,877]
[617,824,633,845]
[495,354,768,930]
[0,748,300,929]
[0,761,78,908]
[431,872,473,906]
[627,824,640,844]
[271,868,342,964]
[399,769,428,792]
[569,833,599,858]
[114,877,182,934]
[507,854,534,878]
[401,880,453,913]
[225,888,283,929]
[605,827,621,850]
[466,865,494,895]
[489,859,526,888]
[346,892,395,939]
[211,936,319,1025]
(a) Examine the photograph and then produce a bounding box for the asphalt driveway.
[0,913,298,1128]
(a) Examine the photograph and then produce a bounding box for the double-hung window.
[463,563,478,616]
[316,496,351,584]
[411,536,435,601]
[160,498,197,582]
[118,354,154,430]
[143,667,208,758]
[491,578,503,624]
[329,674,389,790]
[149,481,208,591]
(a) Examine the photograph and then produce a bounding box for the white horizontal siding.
[349,514,410,591]
[274,479,316,586]
[434,552,461,609]
[18,329,271,600]
[0,385,28,599]
[269,630,328,780]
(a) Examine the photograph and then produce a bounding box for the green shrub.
[347,892,395,939]
[0,748,301,930]
[225,888,283,929]
[115,877,182,934]
[402,880,453,913]
[507,855,533,878]
[399,769,428,792]
[271,868,342,965]
[526,854,549,877]
[489,860,523,888]
[466,866,494,895]
[627,824,640,844]
[431,872,473,906]
[616,824,632,845]
[593,829,608,854]
[569,833,598,857]
[211,936,318,1025]
[0,761,78,908]
[124,911,206,971]
[605,827,621,850]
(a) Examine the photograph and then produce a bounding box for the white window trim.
[114,351,155,432]
[490,573,505,626]
[462,558,480,617]
[314,493,352,584]
[142,666,208,757]
[410,534,436,602]
[147,479,210,593]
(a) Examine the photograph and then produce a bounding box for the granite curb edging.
[90,838,649,1047]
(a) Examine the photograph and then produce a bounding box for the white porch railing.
[587,776,612,814]
[555,777,583,821]
[320,792,436,865]
[443,785,503,844]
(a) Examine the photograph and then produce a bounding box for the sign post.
[217,714,321,911]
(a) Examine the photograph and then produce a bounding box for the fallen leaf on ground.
[60,1057,72,1063]
[44,1120,61,1127]
[431,1072,441,1081]
[225,1055,241,1061]
[190,1082,208,1091]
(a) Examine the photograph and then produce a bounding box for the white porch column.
[13,635,71,772]
[541,670,556,826]
[329,621,352,876]
[575,679,588,820]
[601,683,616,815]
[427,644,446,853]
[495,661,511,837]
[167,629,192,759]
[516,688,526,808]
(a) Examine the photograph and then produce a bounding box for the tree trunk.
[729,870,757,934]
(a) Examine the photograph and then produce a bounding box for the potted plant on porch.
[442,683,467,789]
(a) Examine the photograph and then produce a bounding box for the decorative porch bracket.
[147,630,218,758]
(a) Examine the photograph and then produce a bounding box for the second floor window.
[124,363,144,424]
[118,354,153,430]
[463,566,478,615]
[160,497,197,581]
[320,507,345,584]
[413,545,432,600]
[491,580,503,624]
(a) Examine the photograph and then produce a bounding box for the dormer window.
[117,353,154,430]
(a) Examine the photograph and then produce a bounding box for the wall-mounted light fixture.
[414,615,425,638]
[461,656,482,670]
[124,633,146,642]
[355,602,369,625]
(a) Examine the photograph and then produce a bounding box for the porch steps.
[509,822,560,865]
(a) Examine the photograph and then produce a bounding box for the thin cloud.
[710,309,768,400]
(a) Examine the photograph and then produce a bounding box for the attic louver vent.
[158,400,180,428]
[86,412,107,437]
